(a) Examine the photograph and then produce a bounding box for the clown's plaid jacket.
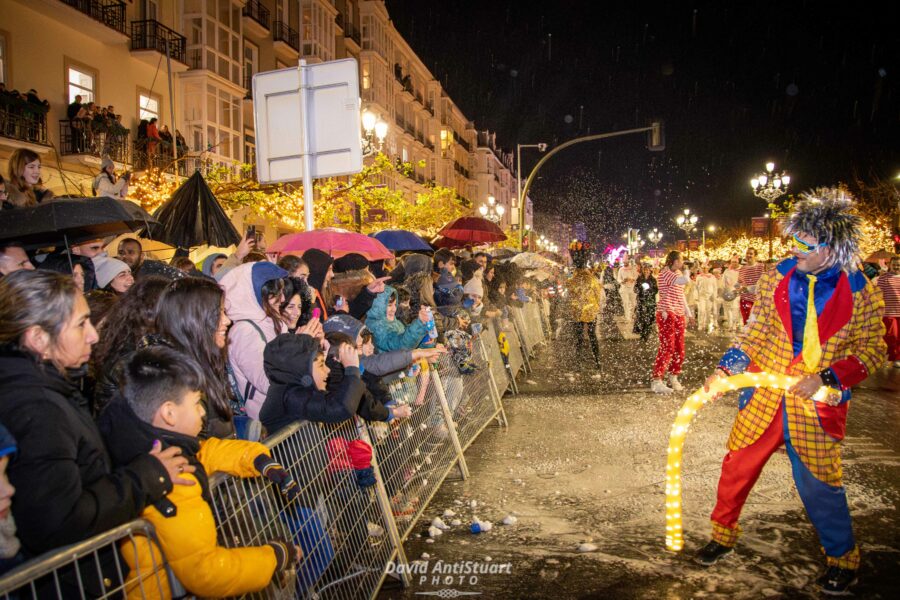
[718,258,885,483]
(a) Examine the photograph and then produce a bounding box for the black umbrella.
[0,196,156,249]
[152,171,240,249]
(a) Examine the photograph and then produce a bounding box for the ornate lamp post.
[478,195,505,224]
[361,109,389,156]
[648,228,663,248]
[675,208,699,260]
[750,162,790,259]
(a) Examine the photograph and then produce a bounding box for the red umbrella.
[269,227,394,260]
[437,216,507,243]
[430,235,468,249]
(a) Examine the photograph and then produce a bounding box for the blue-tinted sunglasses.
[792,234,826,255]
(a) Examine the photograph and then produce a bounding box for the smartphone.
[245,225,256,241]
[311,307,321,321]
[335,296,345,309]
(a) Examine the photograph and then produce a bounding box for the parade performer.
[651,251,693,393]
[876,255,900,367]
[566,241,603,368]
[737,247,764,324]
[696,189,886,596]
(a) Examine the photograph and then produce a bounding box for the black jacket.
[260,334,366,433]
[0,347,171,556]
[325,356,390,422]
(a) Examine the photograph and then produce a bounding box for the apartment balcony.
[457,137,471,152]
[59,119,131,167]
[0,99,51,153]
[242,0,271,39]
[19,0,127,44]
[273,20,300,60]
[130,20,188,72]
[344,23,362,50]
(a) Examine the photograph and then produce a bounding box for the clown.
[696,189,886,595]
[566,241,604,368]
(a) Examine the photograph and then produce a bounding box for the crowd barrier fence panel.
[503,320,526,381]
[365,368,467,543]
[524,301,547,348]
[208,418,400,600]
[0,520,177,600]
[432,352,502,452]
[483,320,515,396]
[508,309,533,373]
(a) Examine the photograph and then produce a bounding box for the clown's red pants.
[884,317,900,361]
[652,313,684,379]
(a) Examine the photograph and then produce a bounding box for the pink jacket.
[219,263,283,420]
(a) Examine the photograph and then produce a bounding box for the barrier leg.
[358,425,412,589]
[429,369,470,480]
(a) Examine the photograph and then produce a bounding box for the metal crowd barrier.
[481,320,514,396]
[502,319,527,379]
[0,308,549,599]
[0,520,176,600]
[209,419,402,600]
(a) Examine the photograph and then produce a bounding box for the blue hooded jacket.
[366,285,428,353]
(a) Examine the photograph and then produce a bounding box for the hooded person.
[259,333,366,433]
[200,253,227,279]
[219,262,288,420]
[302,248,334,321]
[434,268,464,310]
[395,253,456,335]
[366,285,430,353]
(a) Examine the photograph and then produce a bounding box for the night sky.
[386,0,897,242]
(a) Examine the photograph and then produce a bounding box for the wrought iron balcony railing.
[130,20,186,63]
[242,0,271,30]
[59,0,126,35]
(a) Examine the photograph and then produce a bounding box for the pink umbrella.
[269,228,394,260]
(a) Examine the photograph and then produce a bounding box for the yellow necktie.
[802,274,822,370]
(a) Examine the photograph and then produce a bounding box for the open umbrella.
[865,249,894,263]
[511,251,560,270]
[437,216,506,244]
[270,228,394,260]
[430,235,468,250]
[370,229,432,253]
[0,196,156,249]
[152,171,241,249]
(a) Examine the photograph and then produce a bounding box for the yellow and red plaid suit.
[726,265,885,484]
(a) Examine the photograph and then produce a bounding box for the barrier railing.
[0,306,548,598]
[0,520,177,599]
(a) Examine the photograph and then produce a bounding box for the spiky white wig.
[784,187,862,271]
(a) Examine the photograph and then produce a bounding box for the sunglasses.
[792,234,826,255]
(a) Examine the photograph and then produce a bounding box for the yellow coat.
[122,438,278,599]
[566,269,604,322]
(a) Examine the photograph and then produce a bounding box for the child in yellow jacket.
[98,346,302,599]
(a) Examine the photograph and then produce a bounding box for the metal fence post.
[428,368,470,480]
[357,424,412,588]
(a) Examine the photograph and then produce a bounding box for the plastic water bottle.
[425,307,438,342]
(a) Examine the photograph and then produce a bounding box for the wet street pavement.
[378,328,900,600]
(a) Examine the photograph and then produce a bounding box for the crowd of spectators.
[136,117,187,164]
[0,224,546,595]
[0,84,50,145]
[65,95,129,155]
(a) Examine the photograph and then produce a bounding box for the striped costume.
[710,257,885,569]
[876,272,900,361]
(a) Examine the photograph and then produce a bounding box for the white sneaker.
[651,379,673,394]
[668,375,684,391]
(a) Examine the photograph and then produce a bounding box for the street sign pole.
[298,60,315,232]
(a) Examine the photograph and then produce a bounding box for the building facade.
[1,0,531,242]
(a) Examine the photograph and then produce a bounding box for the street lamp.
[516,142,548,249]
[478,195,505,224]
[648,228,663,247]
[675,208,699,259]
[750,161,790,203]
[361,109,389,156]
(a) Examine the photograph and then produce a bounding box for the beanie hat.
[0,424,16,459]
[93,256,130,289]
[301,248,333,292]
[323,313,367,341]
[100,157,114,172]
[250,262,288,307]
[463,277,484,298]
[333,253,369,274]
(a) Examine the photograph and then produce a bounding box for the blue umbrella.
[370,229,432,252]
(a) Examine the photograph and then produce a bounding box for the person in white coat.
[92,157,130,200]
[720,256,741,331]
[695,264,719,333]
[617,258,638,326]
